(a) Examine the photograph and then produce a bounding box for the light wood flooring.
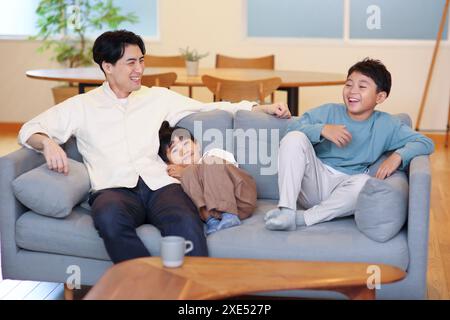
[0,132,449,299]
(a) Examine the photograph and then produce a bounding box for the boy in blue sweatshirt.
[265,58,434,231]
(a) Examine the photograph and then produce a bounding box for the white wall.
[0,0,449,130]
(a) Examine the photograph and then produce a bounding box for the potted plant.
[31,0,138,103]
[179,46,209,76]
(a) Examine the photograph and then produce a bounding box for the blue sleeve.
[388,120,435,169]
[285,108,327,144]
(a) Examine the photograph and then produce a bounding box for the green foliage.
[31,0,138,68]
[179,46,209,62]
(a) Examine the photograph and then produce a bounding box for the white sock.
[265,208,296,231]
[296,210,306,226]
[264,208,282,221]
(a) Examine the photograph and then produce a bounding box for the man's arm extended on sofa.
[0,147,46,270]
[405,155,431,296]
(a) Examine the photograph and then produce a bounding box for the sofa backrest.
[233,110,293,199]
[177,110,234,154]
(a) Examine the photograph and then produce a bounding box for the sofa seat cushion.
[16,200,409,270]
[16,207,162,261]
[208,200,410,271]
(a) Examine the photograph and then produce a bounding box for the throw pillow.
[354,171,409,242]
[12,159,91,218]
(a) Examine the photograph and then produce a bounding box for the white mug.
[160,236,194,268]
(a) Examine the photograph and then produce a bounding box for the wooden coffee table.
[84,257,405,300]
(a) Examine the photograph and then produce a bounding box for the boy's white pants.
[278,131,370,226]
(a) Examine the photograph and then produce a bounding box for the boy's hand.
[321,124,352,148]
[253,102,291,119]
[167,164,188,179]
[375,153,402,180]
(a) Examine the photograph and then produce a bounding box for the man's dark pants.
[89,177,208,263]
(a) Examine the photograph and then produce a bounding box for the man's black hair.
[347,58,392,97]
[158,121,195,163]
[93,30,146,73]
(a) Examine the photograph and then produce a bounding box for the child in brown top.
[158,121,257,235]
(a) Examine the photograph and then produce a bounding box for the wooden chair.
[201,75,281,104]
[216,54,276,102]
[215,54,275,69]
[144,55,186,67]
[141,72,177,88]
[144,54,191,96]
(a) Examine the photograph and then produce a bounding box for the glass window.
[350,0,448,40]
[0,0,158,38]
[247,0,344,39]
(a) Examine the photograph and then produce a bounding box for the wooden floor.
[426,141,450,299]
[0,280,64,300]
[0,133,449,299]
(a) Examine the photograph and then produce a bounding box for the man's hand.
[27,133,69,175]
[167,164,188,179]
[321,124,352,148]
[253,102,291,119]
[41,137,69,175]
[375,152,402,180]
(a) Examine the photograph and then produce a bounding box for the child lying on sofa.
[265,57,434,231]
[158,121,257,235]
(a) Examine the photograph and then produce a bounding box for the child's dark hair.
[93,30,146,74]
[158,121,194,163]
[347,58,392,97]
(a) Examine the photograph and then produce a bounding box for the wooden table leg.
[332,286,376,300]
[284,87,299,116]
[64,283,74,300]
[78,83,101,94]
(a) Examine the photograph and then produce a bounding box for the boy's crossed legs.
[265,131,370,231]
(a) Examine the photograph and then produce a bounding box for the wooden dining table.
[26,67,346,115]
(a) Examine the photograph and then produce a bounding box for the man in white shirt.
[19,30,291,263]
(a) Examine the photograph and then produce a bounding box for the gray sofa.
[0,110,431,299]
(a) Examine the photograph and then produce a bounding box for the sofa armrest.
[405,155,431,295]
[0,147,45,274]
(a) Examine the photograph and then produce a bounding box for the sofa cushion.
[12,159,90,218]
[355,171,409,242]
[234,110,294,199]
[16,200,409,271]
